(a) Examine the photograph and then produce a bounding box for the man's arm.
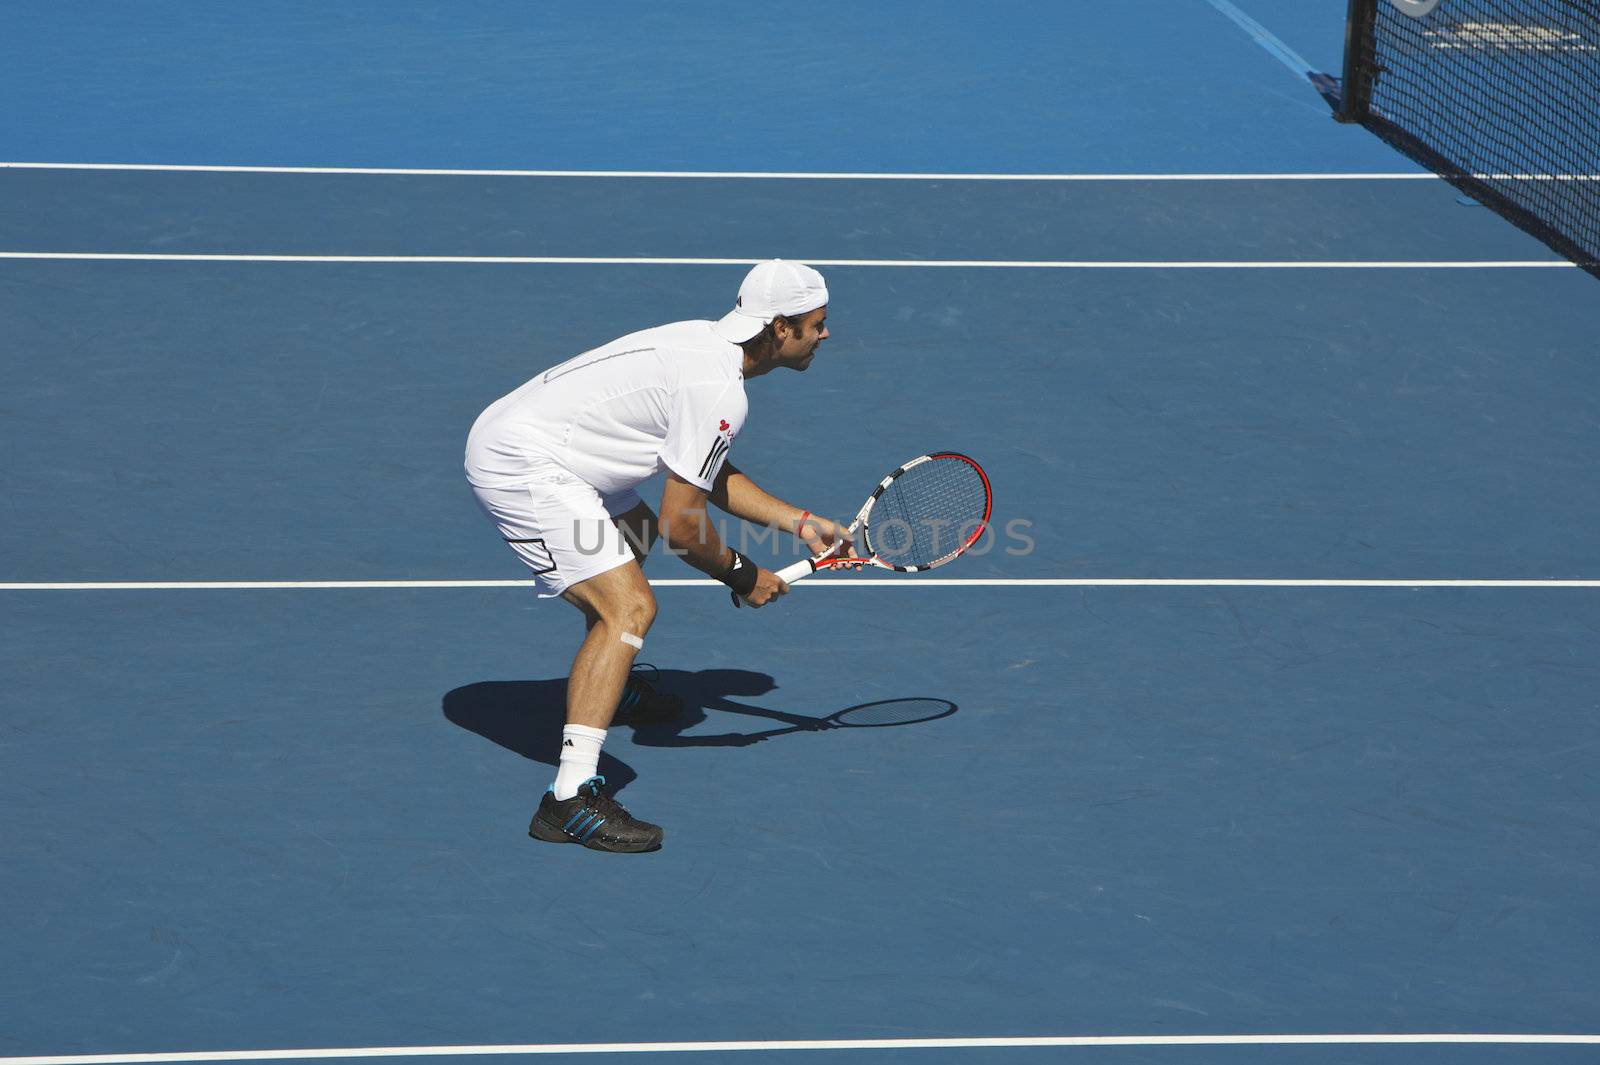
[709,461,806,532]
[660,471,786,607]
[710,461,852,556]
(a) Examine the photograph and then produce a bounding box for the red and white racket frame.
[775,452,993,585]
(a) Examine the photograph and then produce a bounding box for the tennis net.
[1334,0,1600,277]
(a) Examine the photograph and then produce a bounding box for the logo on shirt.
[700,417,737,481]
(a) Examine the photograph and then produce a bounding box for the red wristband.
[797,510,812,536]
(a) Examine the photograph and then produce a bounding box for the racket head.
[851,452,992,572]
[826,698,958,728]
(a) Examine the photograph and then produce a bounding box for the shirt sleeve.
[660,380,747,491]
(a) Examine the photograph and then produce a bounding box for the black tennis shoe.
[613,665,682,726]
[528,776,663,853]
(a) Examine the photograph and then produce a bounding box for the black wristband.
[717,549,759,597]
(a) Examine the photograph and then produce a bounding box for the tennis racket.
[777,452,992,585]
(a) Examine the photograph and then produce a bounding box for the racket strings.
[866,457,990,567]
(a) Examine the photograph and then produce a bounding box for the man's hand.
[798,512,855,560]
[738,566,789,608]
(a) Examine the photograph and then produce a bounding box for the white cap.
[710,260,829,344]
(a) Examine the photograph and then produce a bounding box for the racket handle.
[776,557,819,585]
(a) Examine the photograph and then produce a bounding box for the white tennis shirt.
[465,320,749,496]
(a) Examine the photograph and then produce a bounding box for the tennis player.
[465,260,849,853]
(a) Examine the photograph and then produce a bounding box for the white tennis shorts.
[470,462,644,598]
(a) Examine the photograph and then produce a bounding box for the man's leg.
[526,559,664,853]
[471,477,664,851]
[590,502,682,725]
[560,558,657,732]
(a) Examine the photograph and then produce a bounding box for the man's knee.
[612,591,657,635]
[592,581,657,636]
[564,562,657,634]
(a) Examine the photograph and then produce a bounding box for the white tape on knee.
[620,632,644,651]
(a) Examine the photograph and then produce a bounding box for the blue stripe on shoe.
[569,812,598,838]
[579,816,608,842]
[563,809,590,832]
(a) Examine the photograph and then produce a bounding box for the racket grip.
[776,557,819,585]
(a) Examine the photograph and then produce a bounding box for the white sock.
[552,724,607,800]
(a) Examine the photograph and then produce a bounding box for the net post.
[1336,0,1378,123]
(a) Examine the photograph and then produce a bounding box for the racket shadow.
[442,672,958,793]
[677,695,960,743]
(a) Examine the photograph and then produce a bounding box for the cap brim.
[710,307,766,344]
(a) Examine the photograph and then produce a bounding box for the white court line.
[0,163,1431,179]
[5,1033,1599,1063]
[3,162,1596,181]
[1203,0,1316,77]
[4,579,1600,591]
[0,253,1573,268]
[0,163,1433,179]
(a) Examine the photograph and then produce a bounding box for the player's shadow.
[442,669,954,795]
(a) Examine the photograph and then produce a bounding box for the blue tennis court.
[4,2,1599,1063]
